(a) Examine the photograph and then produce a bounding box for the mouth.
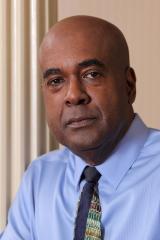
[66,117,97,129]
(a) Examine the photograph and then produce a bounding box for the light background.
[0,0,160,230]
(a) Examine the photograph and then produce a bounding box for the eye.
[83,71,101,80]
[46,77,65,87]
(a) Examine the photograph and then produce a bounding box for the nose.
[64,78,91,106]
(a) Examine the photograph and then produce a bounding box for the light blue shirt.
[1,115,160,240]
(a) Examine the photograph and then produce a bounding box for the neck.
[76,141,118,166]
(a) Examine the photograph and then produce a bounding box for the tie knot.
[83,166,101,183]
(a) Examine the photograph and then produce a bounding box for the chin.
[64,135,105,152]
[56,125,114,152]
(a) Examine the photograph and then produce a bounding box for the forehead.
[39,30,112,71]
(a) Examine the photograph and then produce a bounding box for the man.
[1,15,160,240]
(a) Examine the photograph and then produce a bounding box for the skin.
[39,15,136,165]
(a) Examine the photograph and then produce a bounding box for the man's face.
[40,29,135,156]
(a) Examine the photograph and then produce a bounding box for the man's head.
[39,15,136,165]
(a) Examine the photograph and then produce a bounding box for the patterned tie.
[74,166,102,240]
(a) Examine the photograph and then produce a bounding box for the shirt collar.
[73,154,88,190]
[72,114,149,190]
[96,114,149,189]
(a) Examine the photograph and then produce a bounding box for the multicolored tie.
[74,166,102,240]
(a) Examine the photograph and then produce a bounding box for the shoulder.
[23,147,72,187]
[137,127,160,173]
[30,147,70,167]
[142,127,160,157]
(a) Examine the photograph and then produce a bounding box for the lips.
[66,117,97,128]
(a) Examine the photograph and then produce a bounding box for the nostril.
[79,98,87,105]
[79,97,91,105]
[65,92,90,106]
[65,94,91,106]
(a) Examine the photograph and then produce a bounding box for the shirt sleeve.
[0,166,36,240]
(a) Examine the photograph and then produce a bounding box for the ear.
[125,67,136,104]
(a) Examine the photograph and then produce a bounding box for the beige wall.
[58,0,160,128]
[0,0,160,230]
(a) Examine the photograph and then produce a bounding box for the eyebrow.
[43,58,105,79]
[43,68,61,79]
[78,58,105,68]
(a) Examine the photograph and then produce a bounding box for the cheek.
[43,93,63,129]
[91,86,127,122]
[90,87,117,112]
